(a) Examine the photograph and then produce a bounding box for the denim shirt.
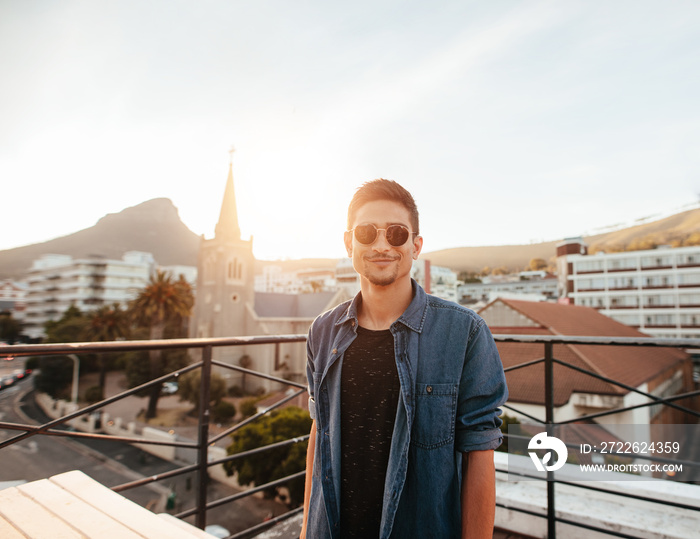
[306,281,508,538]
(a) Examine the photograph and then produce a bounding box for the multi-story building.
[0,279,27,320]
[557,238,700,338]
[23,252,156,339]
[458,271,558,308]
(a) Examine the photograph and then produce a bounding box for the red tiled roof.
[479,299,688,407]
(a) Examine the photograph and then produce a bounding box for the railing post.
[544,342,556,539]
[195,345,213,529]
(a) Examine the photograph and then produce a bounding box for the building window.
[227,258,244,283]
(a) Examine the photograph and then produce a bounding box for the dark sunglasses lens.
[386,225,410,246]
[354,224,378,244]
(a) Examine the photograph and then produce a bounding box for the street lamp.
[67,354,80,405]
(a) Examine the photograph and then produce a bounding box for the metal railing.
[496,334,700,539]
[1,334,699,539]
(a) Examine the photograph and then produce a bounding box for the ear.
[412,235,423,260]
[344,230,353,257]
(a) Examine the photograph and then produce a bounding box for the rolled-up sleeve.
[455,320,508,452]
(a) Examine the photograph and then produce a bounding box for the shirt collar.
[335,279,428,334]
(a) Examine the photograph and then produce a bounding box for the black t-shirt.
[340,326,400,539]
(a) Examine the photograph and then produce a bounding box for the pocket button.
[426,385,433,394]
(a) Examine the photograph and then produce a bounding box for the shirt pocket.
[411,383,458,449]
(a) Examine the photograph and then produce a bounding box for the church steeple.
[215,149,242,241]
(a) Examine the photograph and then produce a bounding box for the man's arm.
[461,449,496,539]
[300,421,316,539]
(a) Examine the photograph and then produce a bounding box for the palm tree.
[129,270,194,419]
[239,354,252,394]
[85,303,130,392]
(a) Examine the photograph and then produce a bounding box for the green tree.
[528,258,547,271]
[34,355,75,399]
[129,271,194,419]
[457,271,481,283]
[84,303,130,392]
[0,311,22,344]
[44,305,88,344]
[224,407,312,507]
[177,370,227,413]
[36,306,90,398]
[496,414,521,454]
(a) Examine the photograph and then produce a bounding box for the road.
[0,372,287,534]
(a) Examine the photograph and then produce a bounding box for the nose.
[372,229,392,251]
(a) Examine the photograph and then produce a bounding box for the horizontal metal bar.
[502,357,545,373]
[496,467,700,512]
[0,334,308,357]
[112,463,198,493]
[229,507,303,539]
[208,388,308,445]
[174,470,306,518]
[211,360,307,390]
[3,333,699,359]
[552,358,700,419]
[557,388,700,424]
[208,435,310,468]
[555,515,650,539]
[493,334,700,347]
[0,422,197,448]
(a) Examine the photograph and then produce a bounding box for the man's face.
[345,199,423,288]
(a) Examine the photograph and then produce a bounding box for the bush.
[224,407,312,507]
[212,400,237,423]
[227,385,244,398]
[84,385,104,404]
[33,356,74,399]
[25,357,40,370]
[178,370,227,412]
[239,398,259,419]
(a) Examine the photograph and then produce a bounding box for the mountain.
[2,200,699,281]
[424,207,700,274]
[0,199,201,279]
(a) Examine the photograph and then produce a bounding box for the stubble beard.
[362,260,400,287]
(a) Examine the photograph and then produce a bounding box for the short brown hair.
[347,179,420,234]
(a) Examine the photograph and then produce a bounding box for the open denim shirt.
[306,281,508,538]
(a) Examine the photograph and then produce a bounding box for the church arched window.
[227,257,244,283]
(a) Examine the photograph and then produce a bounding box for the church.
[189,157,351,392]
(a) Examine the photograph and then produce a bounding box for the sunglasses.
[349,224,416,247]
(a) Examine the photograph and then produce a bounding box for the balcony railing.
[1,334,699,539]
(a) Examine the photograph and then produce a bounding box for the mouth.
[365,256,399,266]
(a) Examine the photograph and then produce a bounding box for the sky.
[1,0,699,261]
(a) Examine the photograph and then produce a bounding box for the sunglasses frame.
[347,223,417,247]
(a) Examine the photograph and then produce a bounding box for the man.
[301,180,508,538]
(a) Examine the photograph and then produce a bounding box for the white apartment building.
[458,271,558,308]
[255,265,336,294]
[411,259,459,302]
[23,252,156,340]
[0,280,27,320]
[557,238,700,338]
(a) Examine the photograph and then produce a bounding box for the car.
[204,524,230,538]
[0,375,15,389]
[161,381,179,395]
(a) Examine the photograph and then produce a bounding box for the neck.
[357,277,413,330]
